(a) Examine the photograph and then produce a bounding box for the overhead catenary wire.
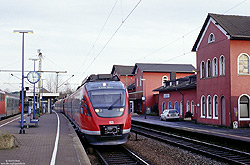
[223,0,248,14]
[137,36,229,74]
[76,0,119,81]
[79,0,142,80]
[134,0,248,64]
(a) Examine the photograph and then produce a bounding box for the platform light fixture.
[14,29,33,134]
[14,30,33,34]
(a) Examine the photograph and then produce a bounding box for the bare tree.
[45,74,57,93]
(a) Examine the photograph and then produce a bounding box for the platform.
[0,112,91,165]
[132,114,250,143]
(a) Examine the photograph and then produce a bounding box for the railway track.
[94,145,150,165]
[132,124,250,165]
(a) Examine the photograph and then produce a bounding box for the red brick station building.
[111,13,250,128]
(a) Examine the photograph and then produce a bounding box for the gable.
[192,13,250,52]
[192,15,229,52]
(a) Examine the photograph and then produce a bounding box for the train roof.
[81,74,120,85]
[0,90,5,94]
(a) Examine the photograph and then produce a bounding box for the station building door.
[221,96,226,125]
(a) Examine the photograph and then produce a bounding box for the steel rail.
[132,124,250,165]
[94,145,150,165]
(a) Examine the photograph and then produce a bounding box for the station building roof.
[154,74,196,92]
[111,65,134,76]
[132,63,196,74]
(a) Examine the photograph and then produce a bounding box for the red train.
[55,74,131,145]
[0,90,20,119]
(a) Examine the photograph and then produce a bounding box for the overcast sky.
[1,0,250,92]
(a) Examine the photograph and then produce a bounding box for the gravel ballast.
[124,133,227,165]
[86,133,227,164]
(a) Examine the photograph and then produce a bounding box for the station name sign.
[163,94,170,98]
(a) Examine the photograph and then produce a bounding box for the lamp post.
[14,30,33,134]
[141,78,146,119]
[29,58,39,119]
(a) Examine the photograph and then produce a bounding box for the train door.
[0,93,6,118]
[221,96,226,125]
[81,97,92,129]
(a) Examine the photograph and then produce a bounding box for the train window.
[81,98,92,117]
[86,104,92,117]
[0,93,4,101]
[88,89,126,118]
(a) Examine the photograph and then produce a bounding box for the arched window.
[139,76,142,86]
[180,101,183,116]
[239,95,250,119]
[213,95,218,119]
[212,57,218,77]
[174,101,179,112]
[191,101,194,115]
[201,96,206,117]
[207,95,212,118]
[162,101,166,111]
[238,54,249,75]
[162,76,168,86]
[219,55,225,76]
[206,59,211,78]
[200,61,205,79]
[168,101,172,109]
[208,33,215,43]
[186,100,190,112]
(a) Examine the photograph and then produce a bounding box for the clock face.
[27,71,40,84]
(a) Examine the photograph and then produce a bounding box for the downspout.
[176,89,184,117]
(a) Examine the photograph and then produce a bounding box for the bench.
[19,117,39,128]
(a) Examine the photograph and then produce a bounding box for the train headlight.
[95,109,100,113]
[120,108,124,112]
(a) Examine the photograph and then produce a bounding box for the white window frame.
[206,59,211,78]
[162,75,168,86]
[191,100,194,116]
[200,61,205,79]
[238,94,250,121]
[213,95,218,119]
[140,76,142,86]
[186,100,190,112]
[207,95,212,118]
[238,53,250,75]
[201,95,206,118]
[208,33,215,43]
[219,55,225,76]
[212,57,218,77]
[136,78,138,87]
[180,101,183,116]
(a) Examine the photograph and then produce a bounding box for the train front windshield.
[88,89,126,117]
